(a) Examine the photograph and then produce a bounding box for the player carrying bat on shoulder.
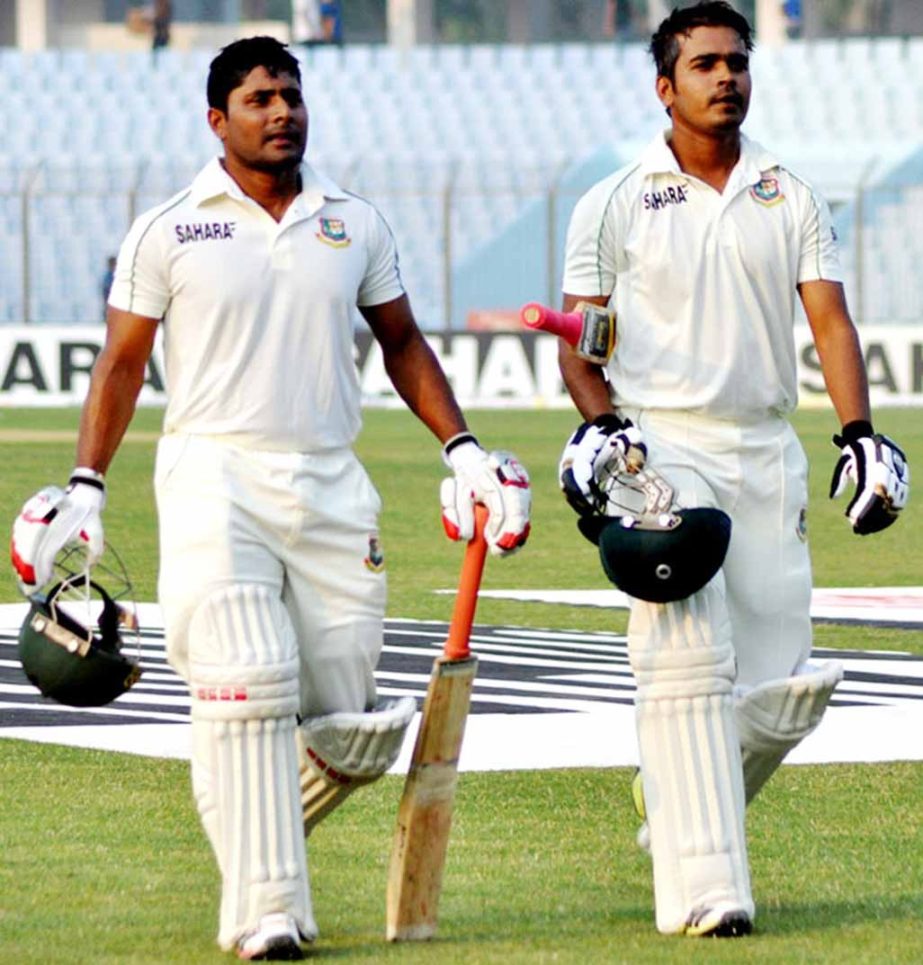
[10,36,530,961]
[554,1,908,939]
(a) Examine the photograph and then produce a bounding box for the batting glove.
[829,421,909,535]
[440,433,531,556]
[10,468,106,595]
[559,414,646,517]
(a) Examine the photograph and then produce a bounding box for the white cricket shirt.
[109,158,405,451]
[563,132,842,420]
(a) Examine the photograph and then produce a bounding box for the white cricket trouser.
[624,408,813,686]
[155,433,387,714]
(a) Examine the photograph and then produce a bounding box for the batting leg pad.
[735,659,844,804]
[188,584,317,951]
[299,695,417,835]
[629,588,753,934]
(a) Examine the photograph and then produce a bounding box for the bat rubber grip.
[444,504,488,661]
[520,302,582,347]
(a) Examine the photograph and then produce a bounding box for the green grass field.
[0,406,921,963]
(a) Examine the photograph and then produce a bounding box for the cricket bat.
[385,504,489,941]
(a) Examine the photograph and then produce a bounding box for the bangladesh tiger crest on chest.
[316,217,351,247]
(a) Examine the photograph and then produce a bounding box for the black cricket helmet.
[577,466,731,604]
[18,545,142,707]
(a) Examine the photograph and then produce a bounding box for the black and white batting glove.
[829,421,909,535]
[559,414,646,517]
[440,433,531,556]
[10,468,106,596]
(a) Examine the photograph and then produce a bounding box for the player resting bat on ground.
[10,36,531,962]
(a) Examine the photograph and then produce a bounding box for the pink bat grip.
[520,302,582,346]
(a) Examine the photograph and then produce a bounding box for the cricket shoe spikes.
[236,913,305,960]
[684,903,753,938]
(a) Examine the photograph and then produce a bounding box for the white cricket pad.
[188,584,315,950]
[629,585,753,934]
[299,695,416,834]
[735,659,844,803]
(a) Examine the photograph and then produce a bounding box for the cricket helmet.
[577,466,731,604]
[18,547,142,707]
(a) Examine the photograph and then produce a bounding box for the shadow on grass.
[757,892,923,934]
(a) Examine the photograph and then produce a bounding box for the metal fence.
[2,164,922,331]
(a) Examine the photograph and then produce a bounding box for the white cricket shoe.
[236,913,304,961]
[684,903,753,938]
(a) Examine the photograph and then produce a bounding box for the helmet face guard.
[18,547,142,707]
[578,467,731,604]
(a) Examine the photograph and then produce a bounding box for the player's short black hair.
[207,36,302,112]
[649,2,753,80]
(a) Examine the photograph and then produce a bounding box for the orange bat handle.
[443,504,489,661]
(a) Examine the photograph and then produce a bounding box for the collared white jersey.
[109,158,405,451]
[563,132,842,420]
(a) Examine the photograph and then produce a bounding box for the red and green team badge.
[316,217,351,247]
[364,534,385,573]
[750,176,785,206]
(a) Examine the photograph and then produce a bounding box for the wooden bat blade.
[385,653,478,941]
[386,504,488,942]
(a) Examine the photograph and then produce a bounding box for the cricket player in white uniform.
[556,2,909,938]
[10,37,530,961]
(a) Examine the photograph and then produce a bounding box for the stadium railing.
[1,40,922,328]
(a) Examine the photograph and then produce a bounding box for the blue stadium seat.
[803,38,843,76]
[497,44,529,74]
[467,44,500,73]
[841,36,874,72]
[527,44,561,74]
[433,44,468,75]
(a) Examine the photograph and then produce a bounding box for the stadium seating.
[0,39,922,325]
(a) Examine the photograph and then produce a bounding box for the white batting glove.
[440,433,531,556]
[559,414,646,517]
[10,468,106,595]
[829,421,909,535]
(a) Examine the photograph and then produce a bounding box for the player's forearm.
[75,351,147,474]
[383,335,469,444]
[813,323,872,427]
[559,344,614,421]
[800,280,871,427]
